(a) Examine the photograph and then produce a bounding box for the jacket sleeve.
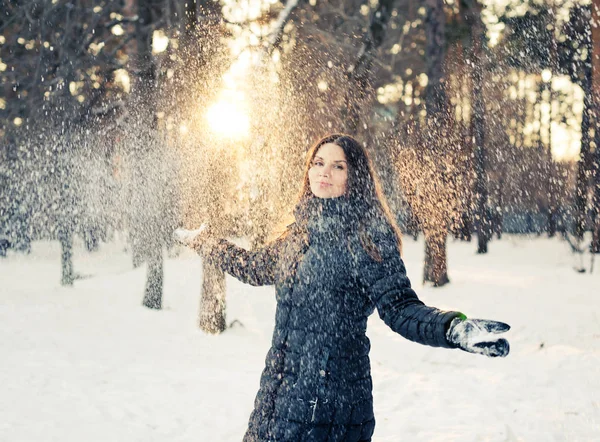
[359,223,463,348]
[210,237,280,287]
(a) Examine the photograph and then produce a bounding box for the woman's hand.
[189,235,218,256]
[173,225,217,256]
[446,317,510,357]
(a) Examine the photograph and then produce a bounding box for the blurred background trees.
[2,0,600,329]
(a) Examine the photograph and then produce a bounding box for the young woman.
[185,134,510,442]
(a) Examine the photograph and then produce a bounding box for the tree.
[342,0,396,135]
[559,5,593,242]
[463,0,490,253]
[421,0,451,286]
[172,0,229,333]
[0,0,132,284]
[130,0,165,309]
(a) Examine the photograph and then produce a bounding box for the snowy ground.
[1,234,599,442]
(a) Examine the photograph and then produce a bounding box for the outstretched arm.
[175,227,282,287]
[360,223,509,356]
[209,238,280,287]
[360,225,461,348]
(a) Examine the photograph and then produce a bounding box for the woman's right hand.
[173,225,217,256]
[189,235,218,256]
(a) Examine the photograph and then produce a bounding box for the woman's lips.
[319,182,332,187]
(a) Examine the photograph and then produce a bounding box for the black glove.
[446,317,510,357]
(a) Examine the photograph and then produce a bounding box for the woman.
[185,134,510,442]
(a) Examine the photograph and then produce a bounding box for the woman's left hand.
[446,317,510,357]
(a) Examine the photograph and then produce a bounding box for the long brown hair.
[291,134,403,259]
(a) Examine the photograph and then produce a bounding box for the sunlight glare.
[206,100,250,140]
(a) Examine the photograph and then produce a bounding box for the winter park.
[1,0,600,441]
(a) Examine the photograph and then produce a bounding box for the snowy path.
[1,235,599,441]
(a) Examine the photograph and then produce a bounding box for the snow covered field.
[1,235,599,442]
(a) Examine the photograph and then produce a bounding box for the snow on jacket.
[214,196,462,442]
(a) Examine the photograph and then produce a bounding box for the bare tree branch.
[348,0,396,78]
[265,0,304,54]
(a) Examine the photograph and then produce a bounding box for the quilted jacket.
[214,196,462,442]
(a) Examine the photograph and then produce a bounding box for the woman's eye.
[334,165,345,170]
[313,161,324,167]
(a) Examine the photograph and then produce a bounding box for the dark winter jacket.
[214,196,462,442]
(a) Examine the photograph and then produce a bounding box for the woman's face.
[308,143,348,199]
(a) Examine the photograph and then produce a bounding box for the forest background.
[1,0,600,333]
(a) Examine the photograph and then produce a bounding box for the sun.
[206,100,250,140]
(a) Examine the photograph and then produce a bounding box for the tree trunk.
[343,0,395,134]
[574,88,592,240]
[590,0,600,252]
[477,228,489,254]
[177,0,229,331]
[135,0,163,308]
[131,229,144,268]
[457,212,472,242]
[547,161,558,238]
[465,0,490,254]
[143,245,164,309]
[518,71,526,149]
[590,154,600,252]
[495,176,505,239]
[547,11,558,239]
[423,230,450,286]
[84,228,99,252]
[199,256,226,334]
[59,226,74,286]
[425,0,448,123]
[546,87,558,238]
[423,0,450,285]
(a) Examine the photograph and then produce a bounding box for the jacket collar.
[293,196,364,236]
